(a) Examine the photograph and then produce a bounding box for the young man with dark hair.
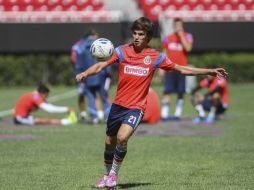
[13,84,77,126]
[160,17,193,120]
[76,17,227,188]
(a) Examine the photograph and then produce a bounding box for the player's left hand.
[210,68,228,78]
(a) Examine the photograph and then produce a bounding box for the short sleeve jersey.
[107,43,175,111]
[13,91,44,117]
[200,78,229,107]
[162,32,193,66]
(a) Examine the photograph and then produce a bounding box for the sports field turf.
[0,84,253,190]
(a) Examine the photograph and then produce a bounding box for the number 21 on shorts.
[128,115,137,124]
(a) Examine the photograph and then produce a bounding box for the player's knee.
[212,93,221,100]
[178,93,184,99]
[116,134,128,147]
[105,135,116,149]
[198,94,205,102]
[163,95,171,102]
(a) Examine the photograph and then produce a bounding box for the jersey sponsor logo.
[168,43,183,51]
[124,65,149,76]
[143,56,151,65]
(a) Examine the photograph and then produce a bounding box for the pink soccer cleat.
[95,176,107,188]
[105,173,117,188]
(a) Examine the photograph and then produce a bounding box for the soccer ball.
[90,38,114,61]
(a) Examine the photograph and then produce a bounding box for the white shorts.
[14,115,35,125]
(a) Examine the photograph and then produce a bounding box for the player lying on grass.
[191,75,229,124]
[13,84,77,126]
[76,17,228,188]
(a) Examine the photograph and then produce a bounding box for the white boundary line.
[0,89,77,117]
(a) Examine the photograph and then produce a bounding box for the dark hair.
[173,17,183,22]
[84,28,99,38]
[131,17,154,42]
[37,84,50,94]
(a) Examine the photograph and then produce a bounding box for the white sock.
[174,99,184,117]
[195,104,206,118]
[161,100,169,118]
[208,106,216,118]
[97,110,104,120]
[60,118,71,125]
[80,111,87,118]
[92,118,99,124]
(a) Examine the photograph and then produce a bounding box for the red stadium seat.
[136,0,254,20]
[0,0,105,12]
[194,4,205,10]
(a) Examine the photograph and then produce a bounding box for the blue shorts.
[203,98,227,114]
[164,71,186,94]
[106,103,144,136]
[77,82,87,96]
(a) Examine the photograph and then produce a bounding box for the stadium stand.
[0,0,104,11]
[0,0,253,22]
[103,0,143,20]
[136,0,254,21]
[0,0,124,22]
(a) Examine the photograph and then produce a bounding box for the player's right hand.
[175,24,184,35]
[76,73,86,82]
[211,68,228,79]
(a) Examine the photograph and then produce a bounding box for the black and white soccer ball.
[90,38,114,61]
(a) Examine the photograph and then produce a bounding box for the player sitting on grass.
[13,84,77,126]
[191,75,229,123]
[76,17,227,188]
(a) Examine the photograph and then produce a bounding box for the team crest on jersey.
[124,65,149,76]
[143,56,151,65]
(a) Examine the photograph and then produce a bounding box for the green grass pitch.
[0,83,253,190]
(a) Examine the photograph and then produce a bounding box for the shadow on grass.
[117,182,152,189]
[90,182,152,189]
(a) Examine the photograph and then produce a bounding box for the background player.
[191,75,229,123]
[71,29,111,124]
[13,84,77,126]
[160,18,193,120]
[71,32,89,121]
[76,17,227,188]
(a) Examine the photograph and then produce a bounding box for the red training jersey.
[107,43,175,111]
[162,32,193,66]
[13,91,45,117]
[200,78,229,107]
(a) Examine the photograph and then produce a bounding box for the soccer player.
[191,75,229,123]
[76,17,227,188]
[71,34,89,121]
[13,84,77,125]
[72,29,111,124]
[160,18,193,120]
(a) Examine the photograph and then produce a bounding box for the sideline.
[0,89,77,117]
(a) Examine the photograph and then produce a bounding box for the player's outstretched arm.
[76,61,108,82]
[174,64,228,78]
